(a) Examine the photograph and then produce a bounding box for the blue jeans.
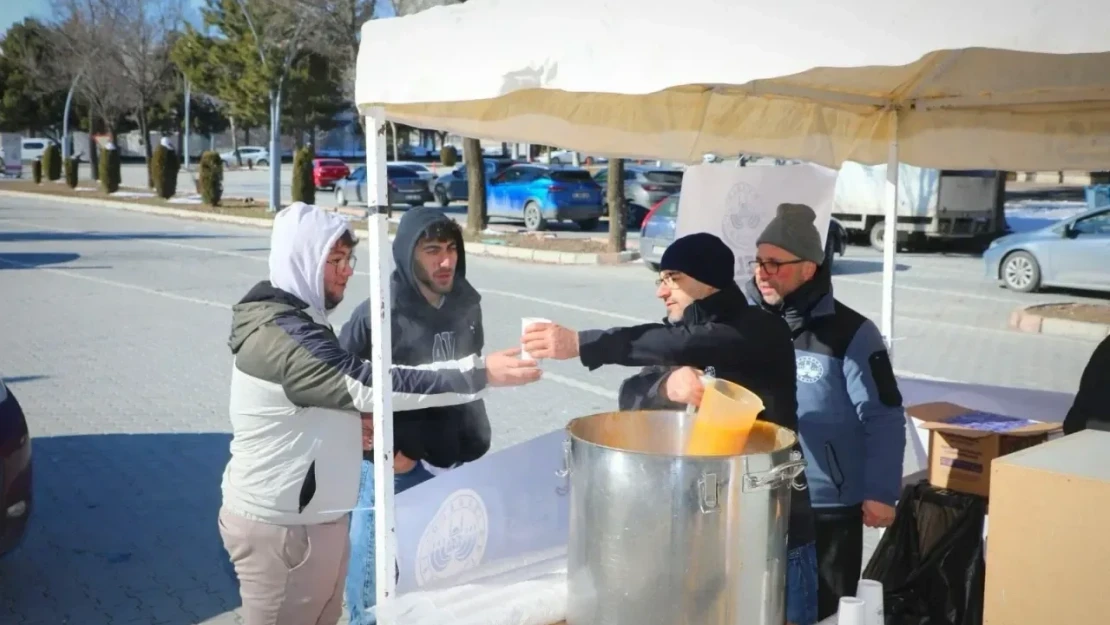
[786,541,819,625]
[345,459,434,625]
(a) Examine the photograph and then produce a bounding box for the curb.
[1008,305,1110,340]
[0,190,640,266]
[0,189,278,230]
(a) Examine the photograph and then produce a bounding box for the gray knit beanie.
[756,203,825,265]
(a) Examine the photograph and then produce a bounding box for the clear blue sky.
[1,0,394,33]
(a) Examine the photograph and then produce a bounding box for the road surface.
[0,194,1102,623]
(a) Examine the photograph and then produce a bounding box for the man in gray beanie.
[743,202,907,621]
[757,203,827,267]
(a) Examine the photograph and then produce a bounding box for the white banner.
[674,162,839,284]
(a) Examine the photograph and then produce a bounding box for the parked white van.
[19,138,56,162]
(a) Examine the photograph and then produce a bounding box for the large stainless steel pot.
[563,410,805,625]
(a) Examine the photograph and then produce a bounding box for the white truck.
[832,162,1005,251]
[0,134,23,178]
[717,155,1006,251]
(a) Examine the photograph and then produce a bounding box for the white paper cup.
[520,317,551,361]
[837,597,866,625]
[856,579,884,625]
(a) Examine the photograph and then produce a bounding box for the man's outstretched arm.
[237,314,540,414]
[523,320,733,371]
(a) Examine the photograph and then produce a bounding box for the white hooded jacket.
[221,203,489,525]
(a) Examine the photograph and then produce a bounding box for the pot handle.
[743,455,808,493]
[698,472,720,513]
[555,439,571,496]
[555,439,571,478]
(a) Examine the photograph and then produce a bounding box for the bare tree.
[230,0,333,210]
[464,138,486,233]
[606,158,627,252]
[314,0,376,103]
[52,0,134,146]
[103,0,185,188]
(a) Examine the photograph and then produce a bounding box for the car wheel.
[869,220,887,252]
[576,217,600,231]
[824,236,837,269]
[257,159,269,167]
[523,202,547,231]
[646,262,660,272]
[335,188,347,207]
[1001,250,1041,293]
[435,186,450,207]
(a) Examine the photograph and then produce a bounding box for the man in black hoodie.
[523,232,819,625]
[339,207,491,624]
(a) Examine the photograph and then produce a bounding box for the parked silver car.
[983,205,1110,293]
[594,165,684,227]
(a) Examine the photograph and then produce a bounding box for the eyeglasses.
[748,258,804,276]
[328,255,358,271]
[654,273,684,288]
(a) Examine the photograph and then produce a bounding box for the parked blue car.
[487,164,605,231]
[431,158,517,206]
[640,193,847,270]
[983,204,1110,293]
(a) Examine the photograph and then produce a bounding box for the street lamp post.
[183,78,192,171]
[62,70,84,161]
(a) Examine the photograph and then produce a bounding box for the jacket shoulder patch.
[796,355,825,384]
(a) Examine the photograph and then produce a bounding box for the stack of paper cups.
[521,317,550,361]
[837,597,866,625]
[856,579,884,625]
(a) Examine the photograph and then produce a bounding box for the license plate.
[406,194,423,201]
[573,192,589,200]
[652,245,668,255]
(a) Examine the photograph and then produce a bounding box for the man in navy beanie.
[523,231,821,625]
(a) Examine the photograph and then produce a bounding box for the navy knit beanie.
[659,232,735,290]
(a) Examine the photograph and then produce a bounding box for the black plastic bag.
[862,481,987,625]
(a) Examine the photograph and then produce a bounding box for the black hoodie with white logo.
[339,207,491,467]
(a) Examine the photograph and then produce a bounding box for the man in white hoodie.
[218,202,541,625]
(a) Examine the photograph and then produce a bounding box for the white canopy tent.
[352,0,1110,616]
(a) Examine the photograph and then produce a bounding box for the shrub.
[42,143,62,181]
[64,157,78,188]
[198,150,223,206]
[291,145,316,205]
[441,145,458,167]
[31,159,42,184]
[152,144,180,199]
[99,146,121,193]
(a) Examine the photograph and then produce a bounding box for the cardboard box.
[983,429,1110,624]
[905,402,1061,498]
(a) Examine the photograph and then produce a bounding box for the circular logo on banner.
[415,488,489,587]
[796,355,825,384]
[720,182,765,279]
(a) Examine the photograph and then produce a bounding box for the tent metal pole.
[880,110,899,358]
[366,106,398,618]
